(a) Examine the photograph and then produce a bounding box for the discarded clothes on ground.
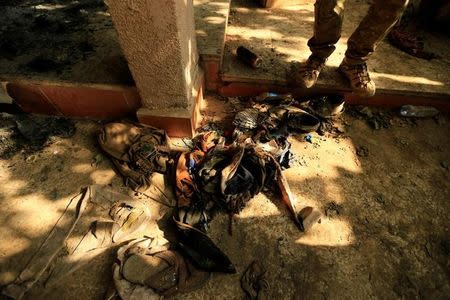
[97,94,338,297]
[3,94,340,299]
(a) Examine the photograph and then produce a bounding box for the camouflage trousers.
[308,0,409,65]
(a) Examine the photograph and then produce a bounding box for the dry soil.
[0,95,449,299]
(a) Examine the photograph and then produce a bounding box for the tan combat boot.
[338,58,376,97]
[296,56,326,88]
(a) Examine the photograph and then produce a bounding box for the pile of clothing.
[2,94,342,299]
[233,93,344,136]
[2,186,211,300]
[96,94,341,297]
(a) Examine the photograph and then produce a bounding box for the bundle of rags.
[98,122,317,275]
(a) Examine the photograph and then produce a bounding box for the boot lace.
[351,64,371,87]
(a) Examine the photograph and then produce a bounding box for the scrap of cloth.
[113,238,210,299]
[98,125,290,228]
[98,122,312,274]
[2,185,154,299]
[2,187,90,299]
[98,122,172,191]
[44,187,153,289]
[387,26,438,60]
[241,260,269,300]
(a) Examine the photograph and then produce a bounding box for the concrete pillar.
[106,0,203,137]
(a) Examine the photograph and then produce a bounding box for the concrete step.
[0,0,231,87]
[0,1,231,125]
[258,0,314,8]
[194,0,232,90]
[195,0,231,61]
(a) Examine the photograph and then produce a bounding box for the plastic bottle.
[400,105,440,118]
[256,92,293,103]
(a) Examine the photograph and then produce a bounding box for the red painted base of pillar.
[202,58,222,92]
[137,74,205,137]
[5,82,141,119]
[3,75,205,137]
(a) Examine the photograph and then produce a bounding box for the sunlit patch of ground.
[0,101,449,298]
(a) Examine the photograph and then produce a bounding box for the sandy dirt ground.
[0,0,132,85]
[0,95,449,299]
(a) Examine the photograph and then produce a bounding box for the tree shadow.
[0,0,133,85]
[0,1,449,297]
[0,110,449,298]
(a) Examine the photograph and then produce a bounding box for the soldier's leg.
[338,0,408,97]
[297,0,345,88]
[345,0,409,64]
[308,0,346,61]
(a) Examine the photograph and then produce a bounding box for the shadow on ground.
[0,0,133,84]
[1,96,449,298]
